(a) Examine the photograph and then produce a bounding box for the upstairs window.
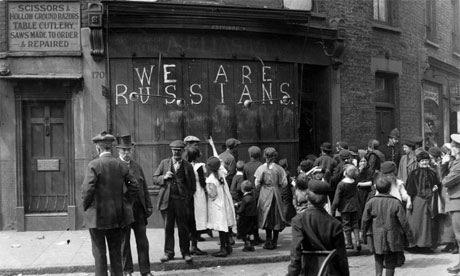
[373,0,399,26]
[426,0,437,42]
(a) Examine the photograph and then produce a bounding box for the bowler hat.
[225,138,241,149]
[116,135,135,149]
[388,128,400,139]
[308,180,330,195]
[169,140,185,149]
[320,142,333,152]
[92,131,116,144]
[381,161,396,175]
[184,136,201,143]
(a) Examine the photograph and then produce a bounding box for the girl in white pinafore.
[186,146,208,255]
[206,137,237,257]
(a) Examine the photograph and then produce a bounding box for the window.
[453,0,460,53]
[426,0,437,42]
[373,0,399,26]
[375,73,398,145]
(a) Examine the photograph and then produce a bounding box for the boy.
[236,180,257,252]
[362,175,413,276]
[287,179,349,276]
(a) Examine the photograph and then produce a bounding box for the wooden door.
[376,107,394,147]
[23,101,68,213]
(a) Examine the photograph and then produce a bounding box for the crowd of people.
[80,129,460,276]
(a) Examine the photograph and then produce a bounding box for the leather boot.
[212,246,228,257]
[243,239,255,252]
[447,263,460,274]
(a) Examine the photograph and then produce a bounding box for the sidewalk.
[0,227,369,275]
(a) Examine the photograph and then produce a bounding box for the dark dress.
[357,167,375,215]
[406,167,440,248]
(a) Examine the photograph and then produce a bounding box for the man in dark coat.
[220,138,241,185]
[117,135,153,276]
[443,134,460,274]
[380,128,402,171]
[287,179,349,276]
[153,140,196,263]
[81,131,139,276]
[313,142,337,183]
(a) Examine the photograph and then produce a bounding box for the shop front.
[91,1,344,227]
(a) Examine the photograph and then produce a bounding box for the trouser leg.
[161,205,176,257]
[89,228,108,276]
[132,218,151,274]
[121,226,133,273]
[105,228,123,276]
[374,254,384,276]
[173,198,191,256]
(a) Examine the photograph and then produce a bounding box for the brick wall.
[0,0,6,52]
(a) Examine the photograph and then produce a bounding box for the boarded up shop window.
[111,58,297,165]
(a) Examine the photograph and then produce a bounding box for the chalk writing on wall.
[8,2,81,52]
[115,63,293,106]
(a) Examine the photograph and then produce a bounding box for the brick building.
[0,0,458,231]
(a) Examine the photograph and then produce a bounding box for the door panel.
[23,101,68,213]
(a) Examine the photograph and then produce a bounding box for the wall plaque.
[8,2,81,52]
[37,159,60,171]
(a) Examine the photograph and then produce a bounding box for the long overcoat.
[362,194,413,254]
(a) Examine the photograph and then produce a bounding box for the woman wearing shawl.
[406,150,441,252]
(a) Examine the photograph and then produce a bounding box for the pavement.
[0,227,371,275]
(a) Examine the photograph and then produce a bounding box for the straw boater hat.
[184,136,201,143]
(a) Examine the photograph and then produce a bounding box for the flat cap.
[300,160,314,172]
[349,145,359,156]
[428,147,442,158]
[92,131,116,143]
[207,156,221,172]
[169,140,185,149]
[320,142,333,152]
[411,136,424,144]
[416,150,430,162]
[388,128,400,139]
[308,179,330,195]
[225,138,241,149]
[184,136,201,143]
[248,146,262,157]
[381,161,396,174]
[401,139,415,147]
[337,141,349,149]
[451,134,460,147]
[339,149,351,160]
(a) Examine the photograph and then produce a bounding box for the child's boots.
[242,239,255,252]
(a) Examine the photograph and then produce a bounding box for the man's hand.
[164,171,174,179]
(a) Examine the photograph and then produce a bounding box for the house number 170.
[92,72,105,79]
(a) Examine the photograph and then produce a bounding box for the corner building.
[0,0,458,231]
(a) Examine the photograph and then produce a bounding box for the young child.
[331,164,361,250]
[236,180,257,252]
[230,160,245,204]
[362,175,413,276]
[293,173,310,214]
[287,179,349,276]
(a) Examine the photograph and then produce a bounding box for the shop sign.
[423,84,439,105]
[8,2,81,52]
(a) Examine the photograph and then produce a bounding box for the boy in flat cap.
[81,131,139,276]
[362,175,413,276]
[153,140,196,263]
[116,135,153,276]
[287,179,349,276]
